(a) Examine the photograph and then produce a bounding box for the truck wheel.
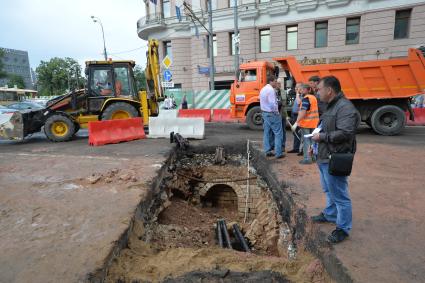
[101,102,138,120]
[370,105,405,135]
[44,114,76,142]
[246,106,263,130]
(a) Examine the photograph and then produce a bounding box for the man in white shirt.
[260,75,284,159]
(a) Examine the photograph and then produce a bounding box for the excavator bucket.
[0,111,24,140]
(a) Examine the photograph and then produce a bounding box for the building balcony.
[137,14,166,40]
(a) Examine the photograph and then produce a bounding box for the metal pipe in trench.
[220,219,232,249]
[232,223,250,252]
[216,220,224,248]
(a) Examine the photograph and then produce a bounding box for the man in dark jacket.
[311,76,360,244]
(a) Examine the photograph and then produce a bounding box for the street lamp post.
[91,16,108,60]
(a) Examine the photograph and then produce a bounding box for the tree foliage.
[0,49,7,79]
[133,65,146,91]
[7,74,25,89]
[35,57,84,96]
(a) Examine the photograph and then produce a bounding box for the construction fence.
[164,90,230,109]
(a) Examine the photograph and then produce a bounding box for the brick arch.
[199,182,245,201]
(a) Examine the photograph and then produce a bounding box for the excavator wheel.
[101,102,139,120]
[44,114,76,142]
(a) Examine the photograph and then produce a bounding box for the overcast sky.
[0,0,148,70]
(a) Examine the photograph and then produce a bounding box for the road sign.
[161,81,174,88]
[163,69,172,82]
[162,55,172,69]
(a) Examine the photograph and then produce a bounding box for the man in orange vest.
[291,83,319,164]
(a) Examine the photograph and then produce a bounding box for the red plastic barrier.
[211,109,238,123]
[178,109,211,122]
[88,117,146,146]
[406,108,425,126]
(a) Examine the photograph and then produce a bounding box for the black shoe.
[297,151,303,156]
[299,159,313,165]
[287,149,298,153]
[266,151,274,157]
[311,213,331,223]
[327,228,349,244]
[276,154,285,159]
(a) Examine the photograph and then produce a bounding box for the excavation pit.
[91,144,337,283]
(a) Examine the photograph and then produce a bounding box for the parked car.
[7,101,44,111]
[0,105,18,114]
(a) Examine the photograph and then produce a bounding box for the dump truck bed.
[274,48,425,99]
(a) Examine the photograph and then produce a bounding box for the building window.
[394,9,411,39]
[229,33,240,55]
[260,29,271,53]
[207,35,217,57]
[164,41,172,60]
[346,17,360,44]
[162,0,171,18]
[286,25,298,50]
[259,0,270,3]
[315,21,328,48]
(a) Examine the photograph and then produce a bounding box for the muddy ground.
[0,124,424,282]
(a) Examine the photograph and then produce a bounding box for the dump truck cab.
[230,61,277,130]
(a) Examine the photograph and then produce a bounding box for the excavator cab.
[86,61,138,100]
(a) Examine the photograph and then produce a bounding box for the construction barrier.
[178,109,212,122]
[88,117,146,146]
[406,108,425,126]
[211,109,238,123]
[148,117,205,139]
[158,109,178,118]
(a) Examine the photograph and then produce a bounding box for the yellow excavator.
[0,39,163,142]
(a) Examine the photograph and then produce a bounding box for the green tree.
[7,74,25,89]
[0,49,7,79]
[35,57,84,96]
[133,65,146,91]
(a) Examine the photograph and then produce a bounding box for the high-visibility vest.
[298,94,319,129]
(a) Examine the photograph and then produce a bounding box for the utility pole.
[183,1,215,90]
[207,0,215,90]
[233,0,239,79]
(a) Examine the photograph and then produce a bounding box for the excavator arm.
[142,39,163,120]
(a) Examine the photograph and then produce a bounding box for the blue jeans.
[262,112,283,157]
[318,162,352,234]
[301,128,313,161]
[270,117,287,151]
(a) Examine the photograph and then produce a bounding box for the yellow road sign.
[162,55,172,69]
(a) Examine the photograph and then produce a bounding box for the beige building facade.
[137,0,425,90]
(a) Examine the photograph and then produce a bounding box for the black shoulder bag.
[327,140,355,176]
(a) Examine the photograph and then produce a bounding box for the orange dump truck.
[230,48,425,135]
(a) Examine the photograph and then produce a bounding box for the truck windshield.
[239,69,257,82]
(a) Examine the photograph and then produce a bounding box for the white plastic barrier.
[148,117,205,139]
[158,109,178,118]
